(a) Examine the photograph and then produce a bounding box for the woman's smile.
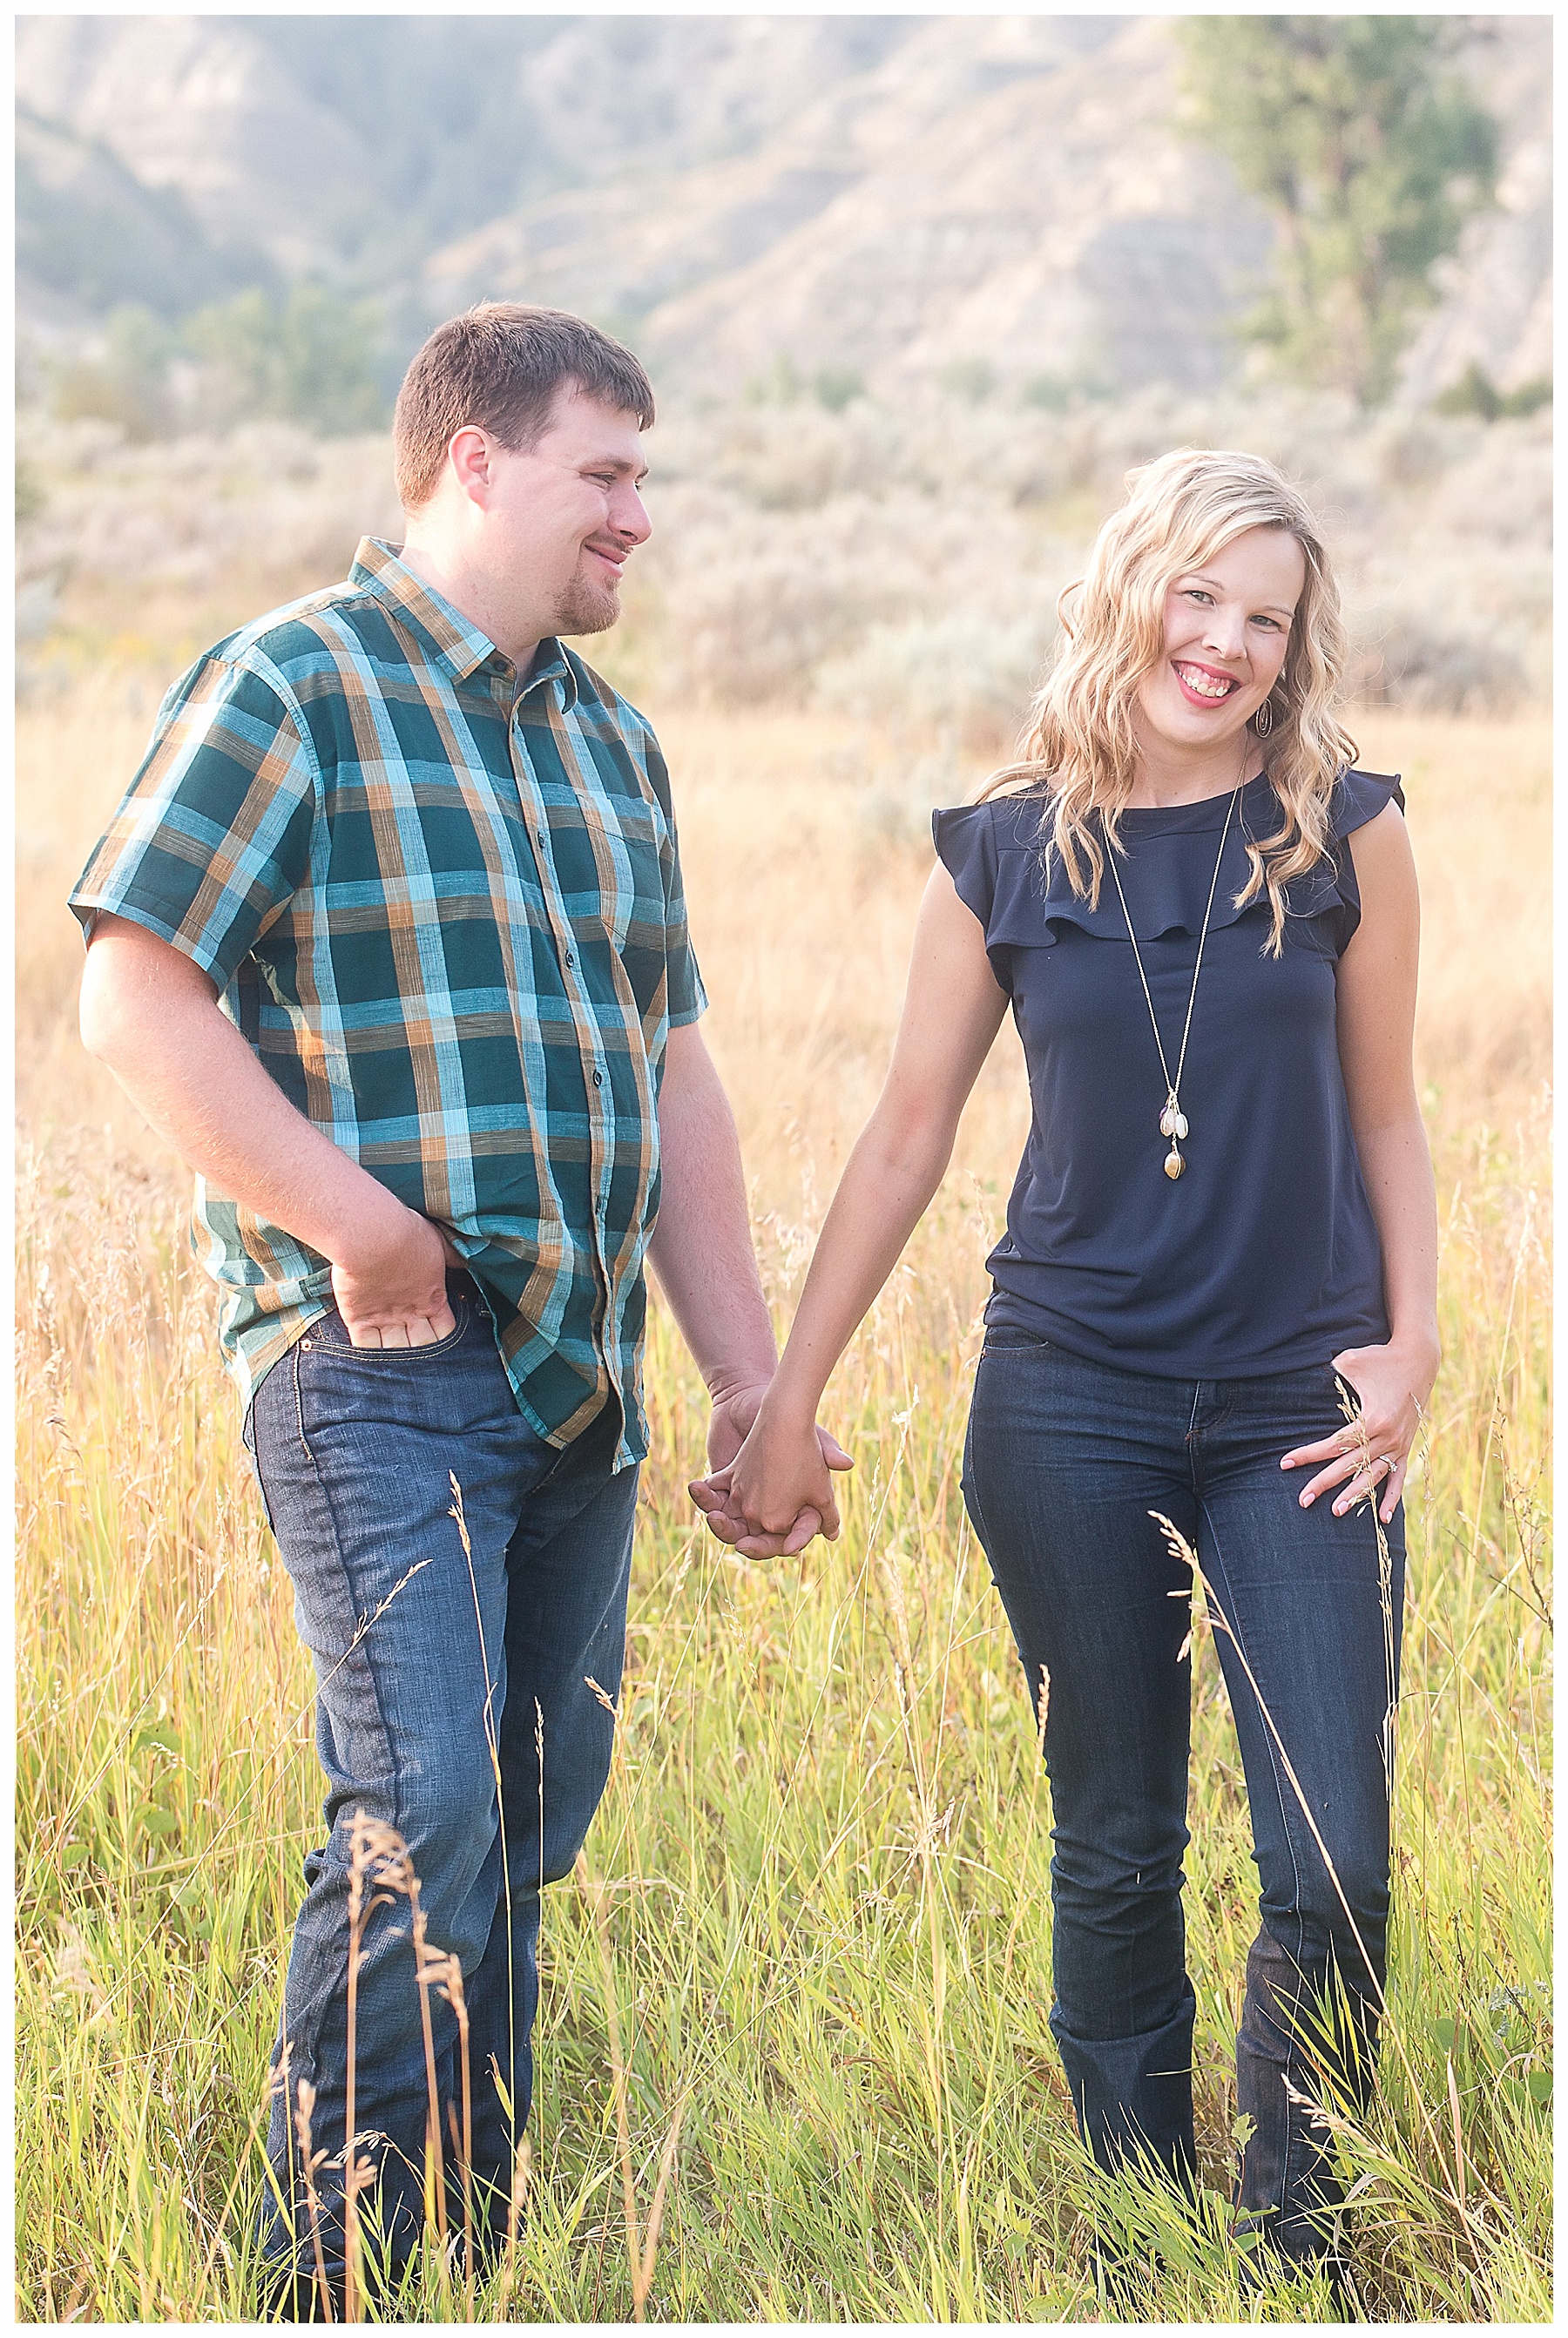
[1170,658,1242,707]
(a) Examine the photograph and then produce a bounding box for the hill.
[15,13,1551,402]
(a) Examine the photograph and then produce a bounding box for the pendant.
[1159,1094,1189,1142]
[1164,1145,1185,1180]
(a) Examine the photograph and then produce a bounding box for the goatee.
[551,578,621,639]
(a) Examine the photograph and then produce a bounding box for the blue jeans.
[246,1278,639,2298]
[962,1332,1403,2263]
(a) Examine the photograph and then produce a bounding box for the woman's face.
[1136,525,1307,758]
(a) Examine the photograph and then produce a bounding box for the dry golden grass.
[16,668,1551,2322]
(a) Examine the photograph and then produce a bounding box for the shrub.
[813,367,864,414]
[16,380,1550,717]
[1349,601,1531,713]
[16,456,47,526]
[814,610,1050,752]
[51,305,176,443]
[1433,362,1552,422]
[937,357,998,403]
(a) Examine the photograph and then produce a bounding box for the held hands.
[330,1199,464,1348]
[690,1382,852,1560]
[1281,1337,1440,1524]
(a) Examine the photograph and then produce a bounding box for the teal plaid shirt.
[70,538,706,1466]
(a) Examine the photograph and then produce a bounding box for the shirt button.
[592,1069,604,1089]
[564,949,576,968]
[537,828,547,845]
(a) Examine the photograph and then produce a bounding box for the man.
[72,302,848,2314]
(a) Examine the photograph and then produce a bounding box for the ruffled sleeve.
[1307,767,1404,956]
[933,799,1056,989]
[931,802,1000,930]
[1332,767,1405,840]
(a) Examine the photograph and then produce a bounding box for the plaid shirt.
[70,538,706,1467]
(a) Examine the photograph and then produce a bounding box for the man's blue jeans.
[962,1332,1403,2263]
[247,1277,639,2297]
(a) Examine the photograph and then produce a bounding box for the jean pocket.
[980,1328,1052,1356]
[1309,1361,1359,1412]
[308,1290,473,1360]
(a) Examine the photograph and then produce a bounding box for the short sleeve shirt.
[932,770,1402,1378]
[70,538,707,1467]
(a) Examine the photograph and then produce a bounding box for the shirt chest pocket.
[568,794,669,952]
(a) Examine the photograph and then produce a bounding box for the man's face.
[480,387,652,639]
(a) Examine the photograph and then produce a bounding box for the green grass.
[15,1108,1550,2323]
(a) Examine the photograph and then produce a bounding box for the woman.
[691,448,1439,2281]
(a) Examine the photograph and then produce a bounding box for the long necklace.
[1105,784,1240,1181]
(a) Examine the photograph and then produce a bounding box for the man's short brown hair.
[392,303,656,510]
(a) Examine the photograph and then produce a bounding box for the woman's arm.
[1281,801,1440,1522]
[691,862,1010,1553]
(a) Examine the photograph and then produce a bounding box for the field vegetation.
[14,391,1551,2322]
[18,380,1551,722]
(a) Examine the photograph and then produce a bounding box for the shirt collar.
[522,638,578,709]
[349,538,578,707]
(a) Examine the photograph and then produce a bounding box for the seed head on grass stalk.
[337,1815,466,2309]
[292,2078,335,2322]
[635,2094,690,2325]
[402,1880,449,2265]
[343,1811,412,2322]
[428,1949,475,2294]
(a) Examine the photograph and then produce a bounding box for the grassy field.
[16,677,1551,2322]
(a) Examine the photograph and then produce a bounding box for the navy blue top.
[933,769,1404,1379]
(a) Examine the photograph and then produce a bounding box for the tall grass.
[16,682,1550,2321]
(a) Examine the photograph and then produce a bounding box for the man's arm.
[690,863,1008,1554]
[646,1021,850,1553]
[78,914,456,1347]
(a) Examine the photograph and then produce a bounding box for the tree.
[184,286,388,436]
[51,304,177,442]
[1179,17,1497,405]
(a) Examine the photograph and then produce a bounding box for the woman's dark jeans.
[246,1280,640,2305]
[962,1330,1404,2265]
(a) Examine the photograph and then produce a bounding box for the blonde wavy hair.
[986,446,1358,956]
